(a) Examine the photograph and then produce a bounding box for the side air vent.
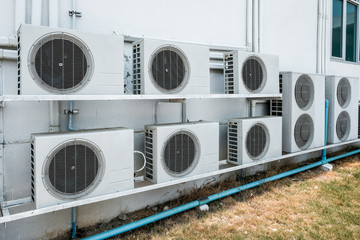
[224,53,235,94]
[133,43,141,94]
[270,74,283,116]
[17,34,21,95]
[271,100,282,116]
[227,122,238,163]
[145,129,154,180]
[30,142,35,202]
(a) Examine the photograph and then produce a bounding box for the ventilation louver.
[227,116,282,165]
[223,50,279,95]
[326,76,358,143]
[270,74,283,116]
[31,128,134,209]
[17,24,124,95]
[145,122,219,184]
[282,72,325,153]
[132,38,210,95]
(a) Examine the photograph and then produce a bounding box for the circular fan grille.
[29,33,93,93]
[242,57,264,92]
[44,140,103,199]
[294,74,314,110]
[294,114,314,150]
[150,47,189,93]
[337,78,351,108]
[336,111,351,141]
[246,124,268,159]
[162,131,198,176]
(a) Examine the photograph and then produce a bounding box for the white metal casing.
[132,38,210,94]
[224,50,279,94]
[31,128,134,209]
[282,72,325,153]
[144,121,219,184]
[227,116,282,165]
[18,24,124,95]
[325,76,359,143]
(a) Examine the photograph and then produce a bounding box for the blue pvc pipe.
[72,207,77,239]
[68,100,77,238]
[322,100,329,161]
[82,149,360,240]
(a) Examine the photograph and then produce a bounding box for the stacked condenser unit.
[18,24,134,209]
[325,76,359,143]
[281,72,325,153]
[225,51,283,165]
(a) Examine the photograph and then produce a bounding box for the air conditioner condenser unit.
[31,128,134,209]
[18,24,124,95]
[227,116,282,165]
[132,38,210,95]
[282,72,325,153]
[325,76,359,143]
[144,121,219,184]
[224,50,279,95]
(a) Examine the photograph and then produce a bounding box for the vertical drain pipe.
[70,0,77,238]
[321,100,329,161]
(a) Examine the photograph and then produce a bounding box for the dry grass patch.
[74,154,360,240]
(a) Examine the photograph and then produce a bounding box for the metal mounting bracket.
[68,11,82,17]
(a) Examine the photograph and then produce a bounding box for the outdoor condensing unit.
[282,72,325,153]
[325,76,359,143]
[132,38,210,94]
[31,128,134,209]
[227,116,282,165]
[224,50,279,94]
[144,122,219,184]
[17,24,124,95]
